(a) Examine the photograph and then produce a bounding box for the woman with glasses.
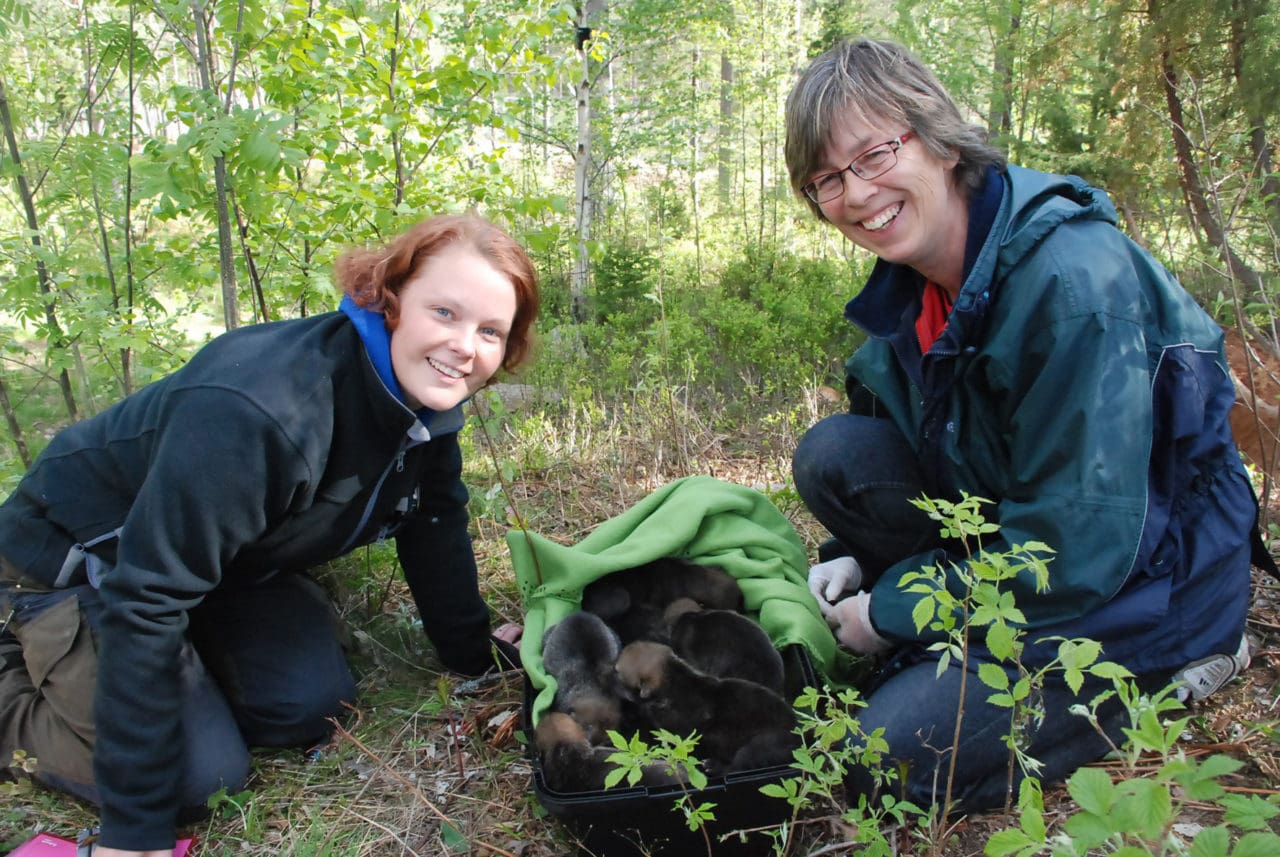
[785,39,1256,812]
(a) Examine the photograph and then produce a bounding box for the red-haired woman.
[0,215,539,856]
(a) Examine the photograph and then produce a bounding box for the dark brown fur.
[613,641,798,773]
[666,605,785,694]
[583,558,744,644]
[541,611,623,742]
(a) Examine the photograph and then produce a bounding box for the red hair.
[334,215,539,372]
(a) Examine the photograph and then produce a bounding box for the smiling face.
[388,244,517,412]
[814,111,970,292]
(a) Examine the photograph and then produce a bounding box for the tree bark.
[1228,0,1280,236]
[717,51,733,210]
[0,374,31,469]
[83,1,130,397]
[0,75,79,421]
[690,47,703,287]
[987,0,1020,142]
[388,3,406,207]
[1157,31,1266,295]
[571,0,605,323]
[191,0,239,331]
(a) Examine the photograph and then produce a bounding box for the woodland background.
[2,0,1280,854]
[1,0,1278,480]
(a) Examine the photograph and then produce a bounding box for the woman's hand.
[493,622,522,645]
[826,591,892,655]
[807,556,863,617]
[93,848,173,857]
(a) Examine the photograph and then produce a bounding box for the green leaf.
[984,829,1036,856]
[1113,778,1172,840]
[1019,802,1046,841]
[1059,639,1102,671]
[1221,793,1280,831]
[1231,832,1280,857]
[240,132,281,170]
[986,621,1018,660]
[1062,812,1112,848]
[1066,767,1114,816]
[441,821,468,852]
[1188,825,1230,857]
[1196,754,1244,780]
[979,662,1010,691]
[911,597,935,632]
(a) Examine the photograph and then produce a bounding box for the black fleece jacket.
[0,311,496,850]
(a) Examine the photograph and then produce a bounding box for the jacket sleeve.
[870,243,1153,645]
[396,435,496,676]
[94,388,314,851]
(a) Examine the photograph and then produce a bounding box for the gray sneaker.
[1173,634,1252,702]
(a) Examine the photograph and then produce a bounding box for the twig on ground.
[339,805,423,856]
[327,717,518,857]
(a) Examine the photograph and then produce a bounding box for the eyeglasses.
[802,131,915,205]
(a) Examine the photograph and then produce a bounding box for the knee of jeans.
[240,670,356,747]
[792,424,843,502]
[180,743,250,811]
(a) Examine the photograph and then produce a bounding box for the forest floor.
[3,393,1280,856]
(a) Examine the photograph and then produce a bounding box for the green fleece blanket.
[508,475,854,723]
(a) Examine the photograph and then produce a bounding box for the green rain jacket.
[850,165,1253,674]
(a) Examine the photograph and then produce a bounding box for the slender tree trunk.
[988,0,1020,144]
[230,186,268,322]
[571,0,604,323]
[388,3,406,206]
[118,0,140,395]
[191,0,239,330]
[718,51,733,210]
[83,0,126,400]
[1228,0,1280,235]
[0,75,79,421]
[690,47,702,287]
[756,0,765,247]
[0,374,31,469]
[1158,44,1266,295]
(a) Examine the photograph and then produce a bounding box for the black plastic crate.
[525,643,819,857]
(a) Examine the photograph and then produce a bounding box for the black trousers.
[0,564,356,811]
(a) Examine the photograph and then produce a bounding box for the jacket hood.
[995,165,1119,281]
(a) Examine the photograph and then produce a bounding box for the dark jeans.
[0,564,355,812]
[793,413,1135,812]
[846,652,1132,813]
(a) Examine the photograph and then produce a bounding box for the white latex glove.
[827,591,892,655]
[807,556,863,617]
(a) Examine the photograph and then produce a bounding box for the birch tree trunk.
[571,0,605,323]
[718,51,733,209]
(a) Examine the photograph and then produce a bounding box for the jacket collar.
[844,164,1007,343]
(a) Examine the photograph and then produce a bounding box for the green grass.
[4,386,1280,856]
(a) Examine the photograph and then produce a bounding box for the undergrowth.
[3,389,1279,856]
